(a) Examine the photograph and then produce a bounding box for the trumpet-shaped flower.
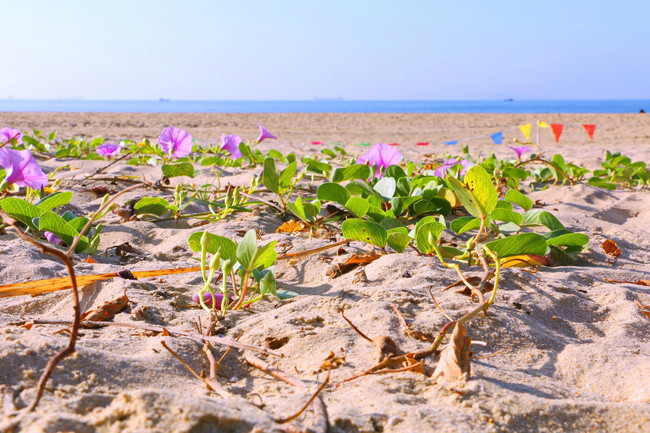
[221,134,243,158]
[44,231,63,245]
[159,127,193,158]
[0,127,23,145]
[434,158,471,178]
[508,145,532,160]
[256,123,277,143]
[96,142,121,159]
[0,147,48,189]
[357,143,402,177]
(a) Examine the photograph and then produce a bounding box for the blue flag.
[445,140,458,146]
[490,132,503,144]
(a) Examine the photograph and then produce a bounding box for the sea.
[0,99,648,114]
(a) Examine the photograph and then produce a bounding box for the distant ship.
[159,98,170,102]
[503,98,514,102]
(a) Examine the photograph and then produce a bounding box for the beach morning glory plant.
[221,134,243,158]
[0,127,23,146]
[434,158,470,178]
[96,142,121,159]
[159,127,193,158]
[508,145,532,160]
[357,143,402,177]
[256,123,277,143]
[0,147,49,189]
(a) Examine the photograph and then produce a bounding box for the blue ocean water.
[0,99,648,113]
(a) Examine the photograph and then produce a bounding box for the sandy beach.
[1,112,649,432]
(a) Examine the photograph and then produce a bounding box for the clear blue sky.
[2,0,648,100]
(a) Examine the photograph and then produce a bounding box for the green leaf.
[341,218,387,248]
[35,191,73,212]
[412,197,452,216]
[587,177,617,190]
[252,241,278,270]
[262,157,281,194]
[134,197,171,217]
[279,161,298,189]
[450,216,482,234]
[485,233,547,258]
[345,197,370,218]
[236,230,259,271]
[259,270,277,297]
[446,176,482,218]
[66,216,89,235]
[276,289,299,300]
[464,166,498,216]
[380,218,405,230]
[0,197,42,231]
[373,177,396,201]
[415,221,446,254]
[385,165,407,180]
[495,200,513,211]
[331,164,371,183]
[544,230,589,247]
[521,210,564,230]
[317,183,350,205]
[286,197,307,221]
[162,163,196,178]
[491,208,523,225]
[505,189,533,211]
[38,211,89,253]
[387,232,412,253]
[187,231,237,262]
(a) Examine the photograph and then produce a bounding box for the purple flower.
[0,127,23,145]
[44,231,63,245]
[508,145,532,160]
[256,123,277,143]
[434,158,461,178]
[96,142,121,159]
[221,134,243,158]
[357,143,402,177]
[192,292,233,309]
[159,126,193,158]
[0,147,48,189]
[460,159,471,176]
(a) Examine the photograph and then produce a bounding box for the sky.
[1,0,649,100]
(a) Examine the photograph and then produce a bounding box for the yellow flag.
[538,121,550,128]
[519,124,532,141]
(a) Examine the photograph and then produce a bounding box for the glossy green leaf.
[485,233,547,258]
[450,216,482,234]
[345,197,370,218]
[341,218,387,248]
[387,232,412,253]
[491,208,523,225]
[134,197,171,216]
[415,221,445,254]
[0,197,42,231]
[162,163,196,178]
[505,189,533,211]
[331,164,371,183]
[35,191,73,212]
[187,231,237,261]
[262,157,281,194]
[317,183,350,205]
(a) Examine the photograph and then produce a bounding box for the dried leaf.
[317,351,346,373]
[82,256,98,264]
[161,328,171,336]
[80,292,129,324]
[604,278,650,287]
[433,323,472,384]
[276,220,309,234]
[265,336,289,350]
[500,254,551,269]
[0,266,205,298]
[345,251,382,265]
[602,239,621,256]
[444,276,494,298]
[21,322,34,330]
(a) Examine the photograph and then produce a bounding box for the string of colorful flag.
[321,121,596,147]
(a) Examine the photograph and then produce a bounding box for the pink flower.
[508,145,532,160]
[221,134,243,158]
[96,142,121,159]
[159,127,193,158]
[44,231,63,245]
[0,127,23,145]
[256,123,277,143]
[0,147,48,189]
[192,292,233,309]
[357,143,402,177]
[434,158,471,178]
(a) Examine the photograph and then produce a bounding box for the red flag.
[550,124,564,143]
[416,142,430,146]
[582,124,596,140]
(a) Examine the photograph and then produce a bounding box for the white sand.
[0,113,649,432]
